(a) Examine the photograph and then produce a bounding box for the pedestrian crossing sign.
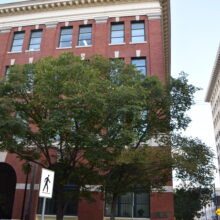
[39,168,55,198]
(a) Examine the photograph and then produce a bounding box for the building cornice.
[160,0,170,78]
[0,1,162,30]
[205,44,220,102]
[0,0,156,15]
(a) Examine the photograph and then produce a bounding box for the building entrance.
[0,163,16,219]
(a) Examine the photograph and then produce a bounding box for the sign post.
[41,197,46,220]
[39,168,55,220]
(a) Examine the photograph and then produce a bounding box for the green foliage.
[172,135,215,188]
[0,53,215,220]
[169,72,199,131]
[106,147,172,192]
[0,53,171,219]
[174,187,213,220]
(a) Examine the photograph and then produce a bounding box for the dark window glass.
[78,25,92,46]
[4,66,11,80]
[59,27,73,48]
[131,58,147,75]
[11,32,25,52]
[118,193,133,217]
[134,193,150,217]
[29,30,43,51]
[5,66,10,76]
[105,193,150,218]
[131,21,145,43]
[37,184,78,216]
[111,23,124,44]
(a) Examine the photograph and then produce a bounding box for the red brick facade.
[0,16,166,81]
[0,1,173,219]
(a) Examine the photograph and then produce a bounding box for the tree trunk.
[110,193,118,220]
[56,184,65,220]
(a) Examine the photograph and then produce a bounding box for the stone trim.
[0,2,162,29]
[82,185,102,192]
[152,185,173,192]
[45,21,58,28]
[0,0,157,16]
[16,183,40,190]
[0,26,11,33]
[95,16,109,24]
[0,152,7,162]
[148,14,161,20]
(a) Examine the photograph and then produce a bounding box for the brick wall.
[0,16,165,80]
[0,15,173,220]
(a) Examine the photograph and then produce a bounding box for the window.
[131,58,147,75]
[111,23,124,44]
[109,58,124,82]
[131,21,145,43]
[4,66,11,80]
[78,25,92,46]
[28,30,43,51]
[105,193,150,218]
[59,27,73,48]
[5,66,10,76]
[11,32,25,52]
[37,184,78,216]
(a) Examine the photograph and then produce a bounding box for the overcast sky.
[1,0,220,186]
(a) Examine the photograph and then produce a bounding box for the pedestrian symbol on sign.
[43,175,51,192]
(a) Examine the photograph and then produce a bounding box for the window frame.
[58,26,73,48]
[131,21,146,43]
[28,29,43,51]
[4,66,11,80]
[131,57,147,75]
[10,31,25,52]
[105,192,150,218]
[110,22,125,44]
[77,24,92,47]
[5,66,10,76]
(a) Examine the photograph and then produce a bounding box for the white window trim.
[56,46,72,49]
[75,45,92,48]
[25,49,40,52]
[109,43,126,46]
[129,41,147,44]
[7,51,22,54]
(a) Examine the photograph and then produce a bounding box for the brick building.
[0,0,172,220]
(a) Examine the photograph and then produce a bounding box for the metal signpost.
[39,168,55,220]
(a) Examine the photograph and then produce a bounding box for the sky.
[1,0,220,186]
[171,0,220,187]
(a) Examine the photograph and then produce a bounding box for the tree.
[0,53,170,219]
[174,187,213,220]
[101,73,215,220]
[103,135,215,220]
[0,53,215,220]
[172,136,215,220]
